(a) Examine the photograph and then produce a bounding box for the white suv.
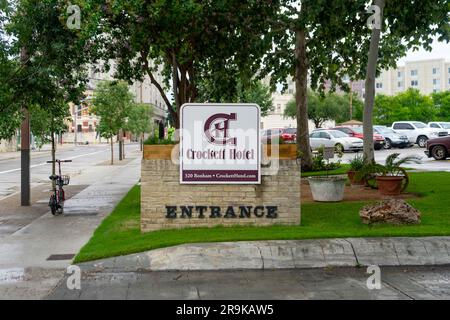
[391,121,448,148]
[428,122,450,135]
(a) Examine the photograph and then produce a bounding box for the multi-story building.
[261,77,336,131]
[375,58,450,96]
[64,61,168,144]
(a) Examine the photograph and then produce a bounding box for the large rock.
[359,199,421,225]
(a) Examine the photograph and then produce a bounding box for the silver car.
[373,126,412,149]
[310,129,363,153]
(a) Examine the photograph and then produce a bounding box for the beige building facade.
[64,61,168,144]
[375,58,450,96]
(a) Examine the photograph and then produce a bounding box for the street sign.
[180,103,261,184]
[323,147,335,160]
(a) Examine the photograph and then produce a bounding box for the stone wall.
[141,159,301,232]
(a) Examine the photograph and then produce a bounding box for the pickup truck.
[425,135,450,160]
[391,121,447,148]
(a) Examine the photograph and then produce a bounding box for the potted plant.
[347,154,365,185]
[363,153,420,195]
[307,147,346,202]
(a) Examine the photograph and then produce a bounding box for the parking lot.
[339,145,450,172]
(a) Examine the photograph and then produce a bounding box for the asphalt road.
[47,265,450,300]
[340,145,450,171]
[0,143,140,200]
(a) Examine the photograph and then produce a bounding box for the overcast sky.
[397,38,450,65]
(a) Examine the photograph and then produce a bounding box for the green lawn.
[74,172,450,263]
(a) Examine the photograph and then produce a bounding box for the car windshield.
[329,130,348,138]
[440,123,450,129]
[352,127,363,134]
[413,122,427,128]
[377,127,395,134]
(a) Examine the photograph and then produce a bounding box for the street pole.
[73,106,77,146]
[118,128,123,161]
[21,107,30,206]
[20,47,30,206]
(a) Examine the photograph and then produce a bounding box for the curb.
[78,236,450,272]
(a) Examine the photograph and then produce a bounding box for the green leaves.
[374,89,438,125]
[92,80,134,139]
[126,103,153,136]
[284,90,363,128]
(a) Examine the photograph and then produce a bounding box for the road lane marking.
[0,150,108,175]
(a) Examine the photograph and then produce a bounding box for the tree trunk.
[349,85,353,120]
[110,138,114,165]
[363,0,385,164]
[140,132,143,151]
[295,28,313,171]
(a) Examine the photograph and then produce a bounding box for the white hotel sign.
[180,103,261,184]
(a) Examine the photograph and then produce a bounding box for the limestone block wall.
[141,159,301,232]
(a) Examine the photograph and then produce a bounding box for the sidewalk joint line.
[344,239,360,266]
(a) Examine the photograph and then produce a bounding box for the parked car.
[428,122,450,135]
[373,126,412,149]
[425,135,450,160]
[391,121,448,148]
[332,126,385,150]
[280,127,297,143]
[310,129,363,152]
[261,128,296,144]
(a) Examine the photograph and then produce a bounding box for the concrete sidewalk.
[0,156,141,299]
[79,237,450,272]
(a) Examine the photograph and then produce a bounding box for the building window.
[433,68,439,75]
[398,81,402,88]
[433,89,440,93]
[277,104,281,112]
[288,88,293,94]
[411,80,418,86]
[411,70,418,76]
[376,82,383,89]
[397,71,402,78]
[433,79,439,86]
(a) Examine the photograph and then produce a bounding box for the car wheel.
[335,143,344,153]
[374,144,383,151]
[431,145,447,160]
[384,138,392,149]
[417,136,428,148]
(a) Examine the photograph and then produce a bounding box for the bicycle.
[47,159,72,215]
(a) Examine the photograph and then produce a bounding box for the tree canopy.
[75,0,279,128]
[0,0,89,138]
[284,90,364,128]
[198,79,274,116]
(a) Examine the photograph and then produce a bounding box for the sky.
[397,38,450,65]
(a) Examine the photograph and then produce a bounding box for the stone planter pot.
[376,176,404,195]
[263,144,297,160]
[347,170,365,185]
[308,175,347,202]
[143,144,178,160]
